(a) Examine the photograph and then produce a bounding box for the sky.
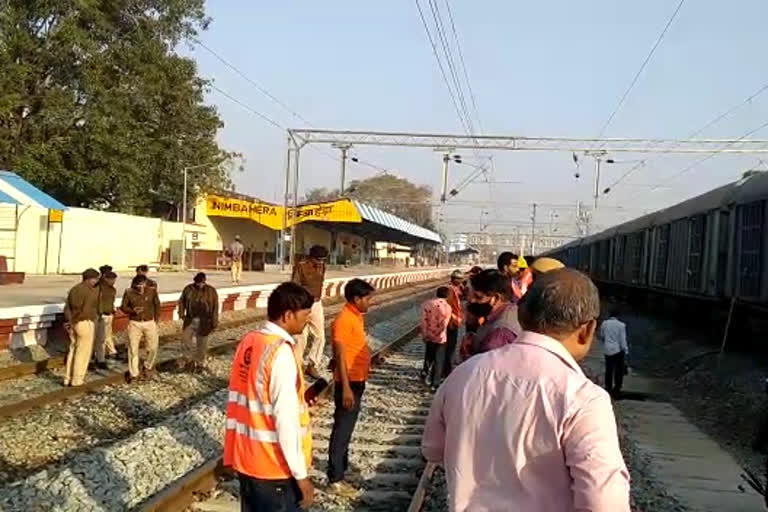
[186,0,768,240]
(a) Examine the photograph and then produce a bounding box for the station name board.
[206,195,362,230]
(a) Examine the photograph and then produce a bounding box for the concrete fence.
[0,268,450,351]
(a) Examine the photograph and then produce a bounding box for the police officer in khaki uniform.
[63,268,100,386]
[120,274,161,383]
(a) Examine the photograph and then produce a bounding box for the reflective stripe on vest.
[223,330,312,479]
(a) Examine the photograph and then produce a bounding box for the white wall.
[57,208,183,273]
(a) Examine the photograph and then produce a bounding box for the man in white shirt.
[598,310,629,399]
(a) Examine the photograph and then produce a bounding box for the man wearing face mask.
[460,259,565,361]
[422,269,630,511]
[463,269,521,358]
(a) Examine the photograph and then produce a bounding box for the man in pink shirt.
[422,268,630,511]
[420,287,453,391]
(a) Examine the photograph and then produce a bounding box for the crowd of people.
[61,240,634,510]
[63,264,220,386]
[222,248,635,511]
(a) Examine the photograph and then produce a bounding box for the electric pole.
[332,143,353,195]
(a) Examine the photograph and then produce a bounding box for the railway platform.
[583,351,764,511]
[0,265,438,308]
[0,266,451,352]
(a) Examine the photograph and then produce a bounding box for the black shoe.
[124,371,134,384]
[95,361,109,371]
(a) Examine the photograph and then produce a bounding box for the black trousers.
[328,381,365,483]
[422,341,446,387]
[605,352,625,396]
[238,473,300,512]
[443,327,459,377]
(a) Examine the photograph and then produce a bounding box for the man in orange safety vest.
[224,282,316,511]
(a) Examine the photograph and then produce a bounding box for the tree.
[0,1,239,215]
[304,173,435,229]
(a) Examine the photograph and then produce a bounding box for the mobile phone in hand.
[304,378,329,405]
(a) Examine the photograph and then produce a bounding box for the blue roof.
[353,201,442,244]
[0,189,17,204]
[0,170,67,210]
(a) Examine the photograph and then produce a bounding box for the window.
[653,224,670,286]
[687,216,706,291]
[739,201,763,298]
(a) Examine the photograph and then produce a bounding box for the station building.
[192,191,442,269]
[0,171,441,276]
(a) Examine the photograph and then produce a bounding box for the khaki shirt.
[120,288,161,322]
[64,282,99,324]
[97,280,117,315]
[292,258,326,300]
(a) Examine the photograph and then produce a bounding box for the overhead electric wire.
[208,83,283,130]
[597,0,686,138]
[605,80,768,193]
[428,0,475,134]
[195,38,313,127]
[197,40,390,177]
[414,0,472,135]
[651,118,768,189]
[444,0,483,133]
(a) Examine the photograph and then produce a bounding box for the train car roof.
[581,171,768,243]
[541,171,768,255]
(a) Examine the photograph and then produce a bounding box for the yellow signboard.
[206,195,283,229]
[205,195,362,230]
[48,209,63,223]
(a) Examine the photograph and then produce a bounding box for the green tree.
[0,0,238,215]
[304,173,435,230]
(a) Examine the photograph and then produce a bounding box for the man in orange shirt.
[327,278,375,497]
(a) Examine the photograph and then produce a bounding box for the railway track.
[140,322,435,511]
[0,281,441,490]
[0,279,443,421]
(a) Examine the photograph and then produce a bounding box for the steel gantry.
[288,128,768,154]
[281,128,768,267]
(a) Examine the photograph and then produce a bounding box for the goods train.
[546,171,768,314]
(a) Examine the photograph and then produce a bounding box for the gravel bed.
[421,467,447,512]
[0,389,227,511]
[0,286,436,486]
[0,335,430,511]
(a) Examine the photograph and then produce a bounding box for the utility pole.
[288,144,301,271]
[332,143,353,195]
[280,136,292,271]
[441,152,450,203]
[530,203,537,255]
